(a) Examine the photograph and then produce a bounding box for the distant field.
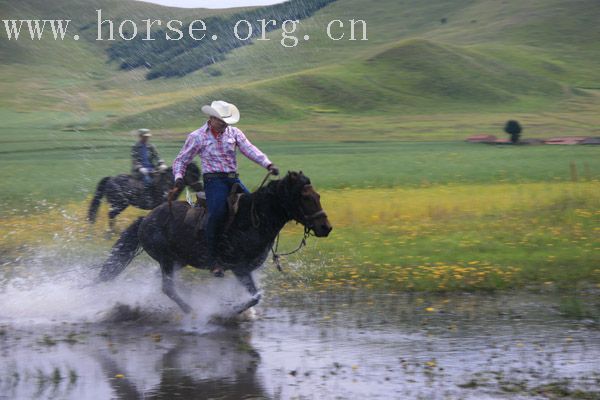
[0,138,598,213]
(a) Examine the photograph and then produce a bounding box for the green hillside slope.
[0,0,244,113]
[1,0,599,138]
[105,0,336,79]
[0,0,238,64]
[114,38,566,129]
[110,0,600,131]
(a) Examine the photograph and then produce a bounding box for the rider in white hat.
[172,101,279,277]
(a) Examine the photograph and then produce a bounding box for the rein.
[167,180,181,211]
[270,210,327,272]
[250,171,274,228]
[271,226,311,272]
[249,171,315,272]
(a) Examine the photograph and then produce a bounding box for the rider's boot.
[208,251,225,278]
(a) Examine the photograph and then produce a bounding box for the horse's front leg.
[161,259,192,314]
[107,204,127,237]
[232,270,262,314]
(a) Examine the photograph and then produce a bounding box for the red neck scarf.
[208,121,225,138]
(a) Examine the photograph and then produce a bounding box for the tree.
[504,120,522,144]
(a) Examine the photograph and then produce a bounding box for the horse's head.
[278,171,332,237]
[162,163,202,193]
[184,163,201,186]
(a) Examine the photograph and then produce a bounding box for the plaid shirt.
[173,123,272,180]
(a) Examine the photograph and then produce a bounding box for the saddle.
[183,204,207,237]
[129,174,162,191]
[224,183,245,231]
[183,189,207,234]
[182,183,244,237]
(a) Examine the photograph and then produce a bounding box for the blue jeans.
[203,176,249,262]
[141,167,154,186]
[142,173,153,186]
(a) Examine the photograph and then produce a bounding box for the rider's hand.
[158,163,168,172]
[174,178,185,190]
[268,164,280,176]
[139,167,150,175]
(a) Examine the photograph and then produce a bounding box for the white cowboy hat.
[138,128,152,137]
[201,100,240,125]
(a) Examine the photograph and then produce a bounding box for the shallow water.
[0,267,599,399]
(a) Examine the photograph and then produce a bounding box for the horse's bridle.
[294,185,328,231]
[300,209,328,228]
[270,180,328,272]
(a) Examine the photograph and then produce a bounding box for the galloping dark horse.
[87,163,201,231]
[97,171,332,314]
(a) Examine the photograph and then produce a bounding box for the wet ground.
[0,269,599,399]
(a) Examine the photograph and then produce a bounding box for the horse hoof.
[211,268,224,278]
[180,304,193,314]
[233,296,261,315]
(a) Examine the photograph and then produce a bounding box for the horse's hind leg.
[232,271,262,314]
[161,259,192,314]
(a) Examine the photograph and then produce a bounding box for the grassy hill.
[115,38,566,129]
[0,0,241,65]
[1,0,600,137]
[106,0,336,79]
[105,0,600,135]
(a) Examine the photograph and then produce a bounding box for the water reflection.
[0,291,598,399]
[0,323,266,400]
[97,331,265,399]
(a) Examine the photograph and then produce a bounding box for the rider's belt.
[203,172,239,179]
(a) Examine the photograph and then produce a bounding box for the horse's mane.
[160,163,200,183]
[238,172,311,221]
[220,172,309,232]
[250,171,311,199]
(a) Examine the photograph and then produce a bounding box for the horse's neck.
[157,174,173,194]
[243,191,290,239]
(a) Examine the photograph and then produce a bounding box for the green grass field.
[1,137,598,293]
[1,138,598,212]
[269,181,599,292]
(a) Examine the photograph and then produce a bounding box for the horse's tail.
[88,177,110,223]
[97,217,144,282]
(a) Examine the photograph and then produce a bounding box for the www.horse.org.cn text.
[1,10,368,48]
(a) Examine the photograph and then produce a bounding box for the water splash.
[0,252,258,331]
